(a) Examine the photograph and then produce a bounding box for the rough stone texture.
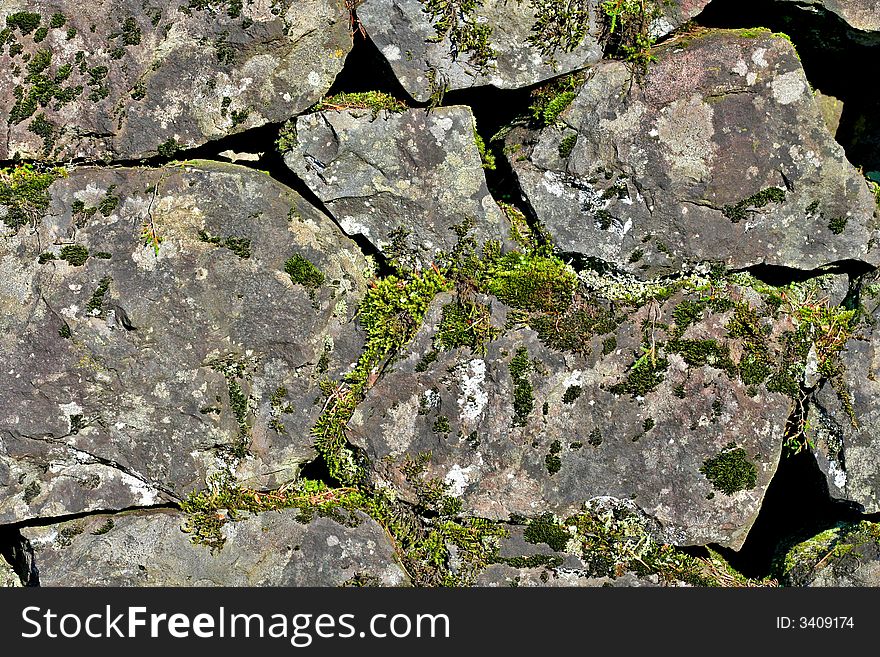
[807,298,880,513]
[780,0,880,34]
[779,521,880,587]
[0,161,369,524]
[21,509,408,586]
[506,29,880,277]
[0,0,352,161]
[358,0,708,102]
[284,106,509,265]
[349,287,791,549]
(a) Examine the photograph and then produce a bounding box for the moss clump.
[486,251,576,313]
[50,13,66,29]
[600,0,660,73]
[562,385,582,404]
[558,133,577,158]
[38,252,55,264]
[6,12,41,35]
[86,276,112,314]
[59,244,89,266]
[432,415,451,434]
[667,338,736,373]
[527,0,592,62]
[207,354,254,458]
[435,299,498,353]
[609,348,668,397]
[602,336,617,355]
[9,50,83,125]
[700,443,758,495]
[157,138,179,158]
[545,440,563,475]
[316,91,407,117]
[199,230,252,259]
[530,300,618,356]
[672,299,706,336]
[828,216,847,235]
[509,347,534,427]
[312,270,450,484]
[284,253,325,289]
[58,323,72,338]
[422,0,493,72]
[0,165,64,230]
[97,185,119,215]
[722,187,786,223]
[523,513,570,551]
[529,74,581,127]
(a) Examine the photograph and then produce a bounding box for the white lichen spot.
[59,402,83,419]
[120,472,160,506]
[307,71,323,87]
[825,459,846,490]
[655,95,717,183]
[771,71,806,105]
[326,534,340,547]
[381,44,401,61]
[457,359,488,422]
[444,464,476,497]
[733,60,749,77]
[751,48,768,68]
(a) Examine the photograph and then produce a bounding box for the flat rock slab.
[284,105,509,265]
[349,285,791,549]
[358,0,708,102]
[21,509,408,586]
[0,161,369,524]
[0,0,352,160]
[506,29,880,277]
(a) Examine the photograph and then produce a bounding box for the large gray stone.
[349,283,791,549]
[21,509,408,586]
[0,161,369,524]
[358,0,709,102]
[0,0,352,160]
[283,105,509,266]
[505,29,880,277]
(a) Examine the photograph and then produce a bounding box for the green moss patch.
[700,443,758,495]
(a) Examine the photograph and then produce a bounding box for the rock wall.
[2,0,880,587]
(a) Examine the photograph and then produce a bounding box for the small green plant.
[284,253,325,289]
[528,73,583,127]
[60,244,89,266]
[157,138,180,158]
[315,91,407,117]
[722,187,786,223]
[527,0,592,62]
[434,299,499,353]
[474,128,496,170]
[600,0,659,73]
[509,347,534,426]
[0,164,64,230]
[422,0,494,72]
[558,133,577,158]
[700,443,758,495]
[828,216,847,235]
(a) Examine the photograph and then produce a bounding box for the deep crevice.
[2,502,180,532]
[0,526,38,587]
[695,0,880,174]
[710,451,876,580]
[734,259,876,289]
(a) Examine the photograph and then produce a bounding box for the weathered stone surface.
[506,29,880,277]
[807,299,880,513]
[779,0,880,34]
[0,161,369,524]
[777,521,880,587]
[0,0,352,160]
[21,509,408,586]
[284,106,509,265]
[349,284,791,549]
[358,0,708,102]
